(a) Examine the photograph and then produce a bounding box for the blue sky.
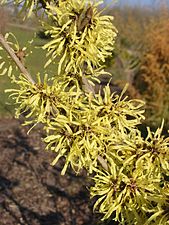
[119,0,155,5]
[120,0,152,5]
[105,0,159,7]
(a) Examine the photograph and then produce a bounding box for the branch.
[0,33,35,84]
[82,75,95,94]
[82,71,110,170]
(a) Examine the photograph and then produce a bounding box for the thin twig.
[0,33,35,84]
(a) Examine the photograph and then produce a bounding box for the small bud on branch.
[0,33,35,84]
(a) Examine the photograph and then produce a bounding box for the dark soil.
[0,118,116,225]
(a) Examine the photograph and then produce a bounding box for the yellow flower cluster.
[1,0,169,224]
[43,0,117,75]
[91,121,169,224]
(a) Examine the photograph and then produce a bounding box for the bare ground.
[0,118,116,225]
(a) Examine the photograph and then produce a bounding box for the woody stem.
[0,33,35,84]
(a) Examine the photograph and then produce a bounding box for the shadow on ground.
[0,118,118,225]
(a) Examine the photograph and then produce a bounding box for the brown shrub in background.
[133,8,169,128]
[0,6,8,34]
[104,3,169,129]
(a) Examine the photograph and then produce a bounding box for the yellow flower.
[42,0,117,74]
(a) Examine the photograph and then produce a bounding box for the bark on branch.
[0,33,35,84]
